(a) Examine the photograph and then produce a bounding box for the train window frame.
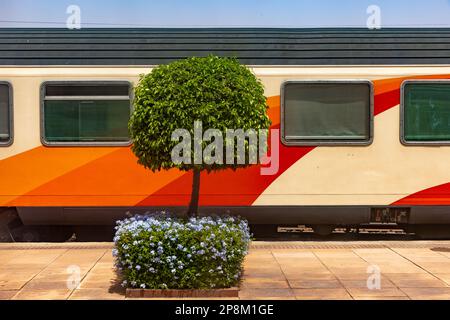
[0,81,13,147]
[280,80,374,146]
[40,81,133,147]
[400,79,450,146]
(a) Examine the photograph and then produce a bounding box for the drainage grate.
[250,241,450,250]
[0,242,114,250]
[2,241,450,250]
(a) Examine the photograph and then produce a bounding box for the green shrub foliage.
[114,213,251,289]
[129,55,271,172]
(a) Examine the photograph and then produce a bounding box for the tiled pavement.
[1,241,450,300]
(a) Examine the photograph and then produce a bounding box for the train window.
[0,82,12,146]
[281,80,373,146]
[41,81,132,146]
[401,80,450,145]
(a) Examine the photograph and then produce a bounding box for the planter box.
[126,287,239,298]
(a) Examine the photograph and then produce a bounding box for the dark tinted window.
[45,84,129,96]
[403,82,450,143]
[42,82,131,144]
[282,82,372,145]
[0,83,11,145]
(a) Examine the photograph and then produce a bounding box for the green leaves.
[114,215,251,289]
[129,55,271,172]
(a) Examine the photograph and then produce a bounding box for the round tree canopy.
[129,55,271,172]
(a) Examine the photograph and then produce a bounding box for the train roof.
[1,28,450,66]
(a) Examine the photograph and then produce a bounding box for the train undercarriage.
[1,206,450,241]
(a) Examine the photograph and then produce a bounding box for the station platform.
[1,241,450,300]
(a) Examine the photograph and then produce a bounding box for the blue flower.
[113,212,251,289]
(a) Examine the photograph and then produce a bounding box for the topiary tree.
[129,55,271,216]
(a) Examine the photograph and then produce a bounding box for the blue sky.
[0,0,450,28]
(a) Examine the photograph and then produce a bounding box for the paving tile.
[82,271,119,281]
[0,290,18,300]
[272,251,316,258]
[384,272,436,280]
[33,273,74,282]
[354,296,411,300]
[434,274,450,285]
[435,251,450,259]
[282,271,334,280]
[239,288,294,299]
[288,279,342,289]
[244,260,279,266]
[242,271,286,281]
[161,297,240,300]
[293,288,352,300]
[78,281,120,290]
[340,278,395,288]
[401,287,450,300]
[5,250,65,262]
[0,280,28,290]
[346,287,407,298]
[388,278,447,288]
[78,276,122,290]
[282,268,331,280]
[2,244,450,300]
[21,280,71,291]
[413,263,450,274]
[278,260,326,266]
[243,263,280,270]
[125,297,239,300]
[243,265,282,272]
[241,296,296,300]
[69,288,125,300]
[245,256,270,261]
[367,266,424,274]
[0,272,37,282]
[240,279,290,289]
[97,252,115,263]
[11,289,72,300]
[322,262,369,269]
[0,266,46,276]
[284,273,336,284]
[329,267,373,275]
[405,257,449,263]
[334,273,375,280]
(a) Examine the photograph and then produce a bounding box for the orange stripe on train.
[3,76,450,207]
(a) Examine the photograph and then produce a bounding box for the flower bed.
[113,212,251,291]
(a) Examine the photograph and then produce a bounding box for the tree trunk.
[187,167,201,217]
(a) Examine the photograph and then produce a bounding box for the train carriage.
[1,28,450,239]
